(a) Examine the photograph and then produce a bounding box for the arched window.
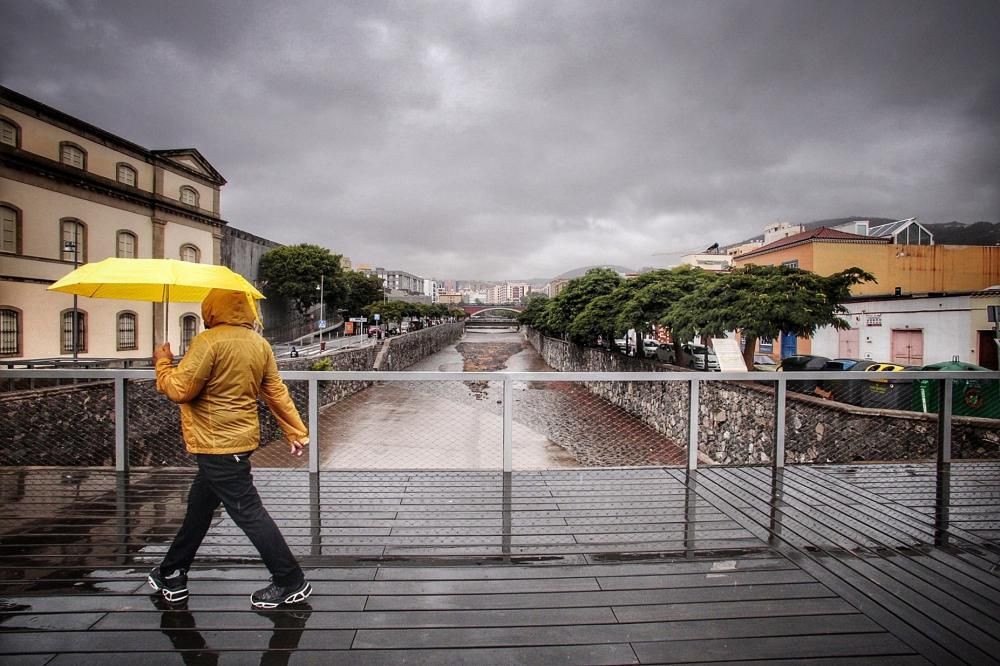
[181,314,199,354]
[117,311,137,351]
[1,204,21,255]
[59,142,87,170]
[179,186,199,206]
[179,244,200,263]
[116,162,137,187]
[61,309,86,354]
[0,307,21,357]
[60,219,87,263]
[116,230,137,258]
[0,117,19,148]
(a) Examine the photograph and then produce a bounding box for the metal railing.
[2,368,996,473]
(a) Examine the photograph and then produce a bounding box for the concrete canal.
[258,328,685,469]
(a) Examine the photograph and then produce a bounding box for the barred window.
[117,312,137,351]
[181,314,198,354]
[117,231,137,258]
[61,310,86,353]
[0,308,20,356]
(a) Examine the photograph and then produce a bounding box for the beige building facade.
[1,87,228,361]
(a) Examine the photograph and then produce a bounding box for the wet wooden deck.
[1,462,998,664]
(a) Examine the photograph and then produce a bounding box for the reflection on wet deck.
[1,463,998,663]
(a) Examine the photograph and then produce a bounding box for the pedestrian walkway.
[1,463,997,663]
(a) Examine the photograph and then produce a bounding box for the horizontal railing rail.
[2,368,997,474]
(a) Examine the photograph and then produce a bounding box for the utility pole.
[62,233,80,361]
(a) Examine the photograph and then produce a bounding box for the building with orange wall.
[731,226,1000,364]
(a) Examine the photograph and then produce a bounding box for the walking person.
[147,288,312,609]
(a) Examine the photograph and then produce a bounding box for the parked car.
[642,339,659,355]
[679,343,720,371]
[752,354,778,371]
[778,354,831,393]
[656,343,677,364]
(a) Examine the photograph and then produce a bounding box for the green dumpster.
[913,361,1000,419]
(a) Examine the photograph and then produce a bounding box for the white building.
[810,288,1000,368]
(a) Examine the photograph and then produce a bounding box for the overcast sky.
[3,0,998,280]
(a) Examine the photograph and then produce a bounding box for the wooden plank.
[47,645,640,666]
[350,614,882,649]
[632,633,918,663]
[364,581,836,611]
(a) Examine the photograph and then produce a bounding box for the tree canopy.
[258,244,345,316]
[342,271,385,317]
[519,264,874,369]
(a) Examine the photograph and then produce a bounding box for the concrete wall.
[524,328,999,463]
[375,322,464,371]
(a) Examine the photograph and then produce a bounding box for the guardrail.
[3,368,996,474]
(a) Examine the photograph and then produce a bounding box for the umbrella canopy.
[47,258,265,348]
[48,257,264,302]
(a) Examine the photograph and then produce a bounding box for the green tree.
[569,293,621,347]
[547,268,624,338]
[517,293,552,331]
[670,264,875,368]
[342,271,385,317]
[613,269,681,357]
[258,244,345,316]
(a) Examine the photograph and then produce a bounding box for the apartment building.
[1,87,228,360]
[488,282,531,304]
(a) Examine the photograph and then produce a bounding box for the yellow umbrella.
[48,258,265,345]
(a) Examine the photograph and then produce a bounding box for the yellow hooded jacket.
[155,289,307,454]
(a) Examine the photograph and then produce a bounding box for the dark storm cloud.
[3,0,998,279]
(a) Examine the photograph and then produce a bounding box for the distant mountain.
[924,221,1000,245]
[552,264,636,280]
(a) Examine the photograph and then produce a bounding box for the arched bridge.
[460,304,525,316]
[461,304,523,329]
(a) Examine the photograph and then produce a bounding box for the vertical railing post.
[308,377,319,473]
[687,378,700,470]
[502,378,513,473]
[935,378,954,547]
[937,378,953,464]
[114,376,129,473]
[774,377,787,469]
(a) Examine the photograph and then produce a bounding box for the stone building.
[1,86,228,360]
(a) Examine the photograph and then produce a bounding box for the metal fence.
[0,369,997,472]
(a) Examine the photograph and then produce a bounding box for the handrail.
[3,368,996,474]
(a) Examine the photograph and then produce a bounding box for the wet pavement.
[1,463,998,663]
[255,329,684,470]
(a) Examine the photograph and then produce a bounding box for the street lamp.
[62,237,79,361]
[317,274,324,345]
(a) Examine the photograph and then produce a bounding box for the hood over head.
[202,289,259,329]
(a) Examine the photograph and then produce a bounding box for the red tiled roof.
[738,226,889,259]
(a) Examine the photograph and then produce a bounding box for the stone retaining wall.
[524,328,998,463]
[1,323,465,467]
